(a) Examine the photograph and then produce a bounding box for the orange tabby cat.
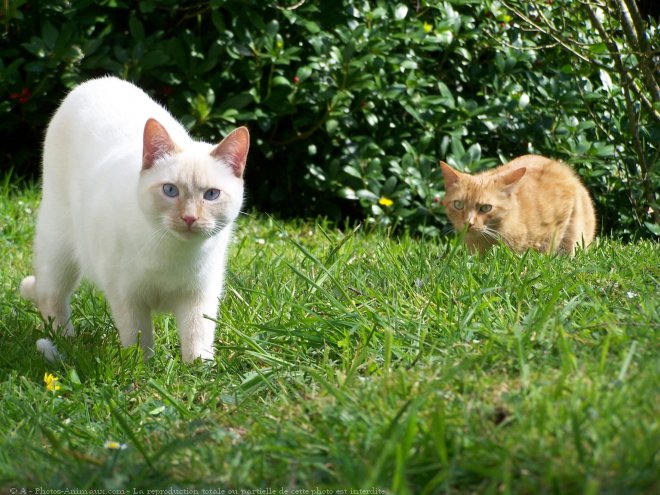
[440,155,596,254]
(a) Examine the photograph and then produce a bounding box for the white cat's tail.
[20,276,64,362]
[19,275,37,302]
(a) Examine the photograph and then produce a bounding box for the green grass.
[1,182,658,494]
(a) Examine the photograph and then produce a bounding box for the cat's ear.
[143,118,176,170]
[440,161,461,189]
[211,127,250,178]
[501,167,526,192]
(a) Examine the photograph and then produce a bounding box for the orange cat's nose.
[466,213,476,230]
[182,215,197,227]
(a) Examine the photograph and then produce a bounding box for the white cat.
[20,77,249,362]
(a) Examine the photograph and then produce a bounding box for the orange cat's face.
[440,162,526,250]
[440,156,596,254]
[443,186,507,234]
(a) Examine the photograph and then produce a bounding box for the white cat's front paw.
[182,347,214,363]
[37,338,63,362]
[142,347,155,361]
[62,322,76,337]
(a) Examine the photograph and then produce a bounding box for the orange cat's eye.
[479,204,492,213]
[453,200,464,210]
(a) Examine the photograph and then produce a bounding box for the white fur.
[21,77,247,362]
[36,338,62,362]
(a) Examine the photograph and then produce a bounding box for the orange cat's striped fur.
[440,155,596,254]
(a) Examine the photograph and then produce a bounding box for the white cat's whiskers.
[201,221,229,240]
[137,220,170,256]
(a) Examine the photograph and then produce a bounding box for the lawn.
[1,182,658,494]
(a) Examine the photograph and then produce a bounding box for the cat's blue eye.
[203,188,221,201]
[453,200,464,210]
[163,184,179,198]
[479,204,492,213]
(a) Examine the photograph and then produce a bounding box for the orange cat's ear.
[440,161,461,189]
[212,126,250,178]
[143,118,177,170]
[501,167,526,191]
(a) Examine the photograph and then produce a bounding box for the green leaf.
[589,43,608,54]
[41,21,58,51]
[326,119,339,136]
[67,368,82,386]
[129,16,145,40]
[343,166,362,179]
[365,113,378,126]
[451,139,466,161]
[382,176,397,195]
[436,28,454,46]
[211,10,226,32]
[266,20,279,37]
[357,189,379,202]
[302,20,320,34]
[139,1,156,13]
[384,84,406,99]
[402,104,424,125]
[296,66,313,81]
[193,94,210,120]
[394,4,408,20]
[644,222,660,236]
[149,405,167,416]
[466,143,481,164]
[437,82,455,109]
[219,92,254,111]
[338,187,358,200]
[141,50,169,70]
[272,75,292,87]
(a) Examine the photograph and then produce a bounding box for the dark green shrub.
[1,0,657,237]
[501,0,659,238]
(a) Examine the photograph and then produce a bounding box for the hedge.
[1,0,658,237]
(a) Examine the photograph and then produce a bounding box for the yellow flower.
[423,22,433,33]
[379,197,394,207]
[44,372,61,392]
[104,440,128,450]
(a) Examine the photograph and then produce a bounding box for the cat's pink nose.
[182,215,197,227]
